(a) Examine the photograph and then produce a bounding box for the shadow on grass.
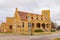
[53,38,60,40]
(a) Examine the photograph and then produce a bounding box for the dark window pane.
[41,18,43,20]
[9,25,12,30]
[32,23,34,27]
[42,23,45,29]
[22,22,24,28]
[26,16,27,19]
[36,17,38,20]
[36,23,40,28]
[31,17,33,20]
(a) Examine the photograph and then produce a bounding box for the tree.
[51,22,56,29]
[57,26,60,30]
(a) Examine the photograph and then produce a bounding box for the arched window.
[36,23,40,28]
[22,22,24,28]
[41,18,43,20]
[36,17,38,20]
[32,23,34,27]
[9,25,12,30]
[31,17,33,20]
[26,16,27,19]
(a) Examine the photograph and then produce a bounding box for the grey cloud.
[0,0,60,25]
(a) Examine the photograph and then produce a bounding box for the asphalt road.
[0,33,60,40]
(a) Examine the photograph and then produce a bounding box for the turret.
[42,10,50,21]
[15,8,18,12]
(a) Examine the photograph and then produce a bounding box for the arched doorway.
[32,23,34,28]
[42,23,45,29]
[36,23,40,28]
[9,25,12,30]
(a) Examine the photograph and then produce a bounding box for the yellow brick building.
[1,8,51,33]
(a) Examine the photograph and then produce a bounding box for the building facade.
[1,8,51,33]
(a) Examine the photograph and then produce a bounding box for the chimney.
[15,8,18,12]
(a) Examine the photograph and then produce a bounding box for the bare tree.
[51,21,57,29]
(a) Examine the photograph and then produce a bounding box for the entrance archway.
[36,23,40,28]
[42,23,45,29]
[9,25,12,30]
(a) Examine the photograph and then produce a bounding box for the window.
[26,16,27,19]
[28,22,32,28]
[41,18,43,20]
[32,23,34,27]
[36,17,38,20]
[42,23,45,29]
[31,17,33,20]
[36,23,40,28]
[22,22,24,28]
[9,25,12,30]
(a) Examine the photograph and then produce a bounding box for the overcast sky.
[0,0,60,25]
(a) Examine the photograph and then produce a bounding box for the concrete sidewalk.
[0,32,60,40]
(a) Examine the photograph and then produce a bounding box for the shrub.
[34,29,44,32]
[51,29,55,32]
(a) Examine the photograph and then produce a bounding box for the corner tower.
[42,10,51,31]
[42,10,50,21]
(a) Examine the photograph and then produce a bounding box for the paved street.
[0,32,60,40]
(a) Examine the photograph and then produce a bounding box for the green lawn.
[53,38,60,40]
[0,31,56,35]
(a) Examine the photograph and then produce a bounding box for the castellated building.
[1,8,51,33]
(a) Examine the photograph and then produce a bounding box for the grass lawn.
[53,38,60,40]
[0,31,56,35]
[26,31,57,35]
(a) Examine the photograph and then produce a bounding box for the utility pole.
[31,26,33,35]
[31,23,34,35]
